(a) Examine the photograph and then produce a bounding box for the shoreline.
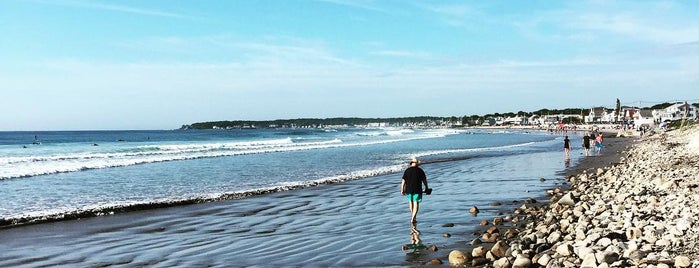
[446,126,699,267]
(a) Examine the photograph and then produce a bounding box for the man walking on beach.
[583,132,591,156]
[564,136,571,159]
[401,157,429,223]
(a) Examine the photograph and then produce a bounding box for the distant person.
[582,132,591,156]
[595,133,603,154]
[401,157,429,223]
[563,136,571,159]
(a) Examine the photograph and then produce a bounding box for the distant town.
[181,101,698,130]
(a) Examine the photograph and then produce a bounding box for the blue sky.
[2,0,699,130]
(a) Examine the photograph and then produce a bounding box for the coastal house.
[528,115,542,125]
[586,107,608,123]
[633,109,655,128]
[503,115,528,125]
[653,102,697,122]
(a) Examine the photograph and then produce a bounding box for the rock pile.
[449,126,699,267]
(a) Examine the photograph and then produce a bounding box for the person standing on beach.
[401,157,429,223]
[582,133,591,156]
[595,133,603,154]
[563,136,571,159]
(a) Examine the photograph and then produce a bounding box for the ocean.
[0,128,580,266]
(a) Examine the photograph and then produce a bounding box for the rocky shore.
[447,126,699,267]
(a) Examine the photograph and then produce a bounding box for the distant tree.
[649,102,673,109]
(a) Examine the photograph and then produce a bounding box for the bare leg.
[411,202,419,223]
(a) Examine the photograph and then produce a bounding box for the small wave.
[412,141,537,159]
[0,165,405,228]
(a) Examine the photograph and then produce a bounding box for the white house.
[586,107,611,123]
[633,109,655,128]
[653,102,697,122]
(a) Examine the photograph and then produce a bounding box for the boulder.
[558,193,576,206]
[675,256,692,268]
[472,246,486,258]
[448,250,471,266]
[493,216,504,225]
[491,241,510,258]
[470,206,480,214]
[427,258,442,265]
[512,255,532,268]
[537,253,552,266]
[493,257,512,268]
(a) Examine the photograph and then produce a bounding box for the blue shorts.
[407,193,422,202]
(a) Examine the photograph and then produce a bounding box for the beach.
[445,126,699,267]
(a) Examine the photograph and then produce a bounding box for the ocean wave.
[0,164,405,227]
[0,130,457,180]
[412,141,537,159]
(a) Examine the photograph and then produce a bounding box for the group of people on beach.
[563,131,604,158]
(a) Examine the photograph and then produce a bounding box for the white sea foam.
[413,141,537,159]
[0,130,456,180]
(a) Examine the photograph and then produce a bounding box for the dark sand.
[0,135,634,267]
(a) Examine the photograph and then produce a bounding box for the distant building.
[653,102,697,122]
[633,109,655,128]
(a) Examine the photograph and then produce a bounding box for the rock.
[471,238,482,245]
[427,258,443,265]
[581,253,598,268]
[472,246,486,258]
[491,241,510,258]
[491,201,503,206]
[556,243,574,257]
[596,237,612,248]
[675,256,692,268]
[547,231,562,244]
[443,233,451,238]
[595,251,619,264]
[493,216,504,225]
[540,177,546,182]
[427,245,438,252]
[471,257,489,266]
[442,223,455,227]
[493,257,512,268]
[448,250,470,266]
[537,253,552,266]
[470,206,480,214]
[480,219,489,226]
[558,193,576,206]
[512,255,532,268]
[486,226,500,234]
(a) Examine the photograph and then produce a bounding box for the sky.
[1,0,699,130]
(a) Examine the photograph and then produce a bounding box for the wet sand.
[0,138,602,267]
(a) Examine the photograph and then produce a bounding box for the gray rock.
[595,251,619,264]
[558,193,576,206]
